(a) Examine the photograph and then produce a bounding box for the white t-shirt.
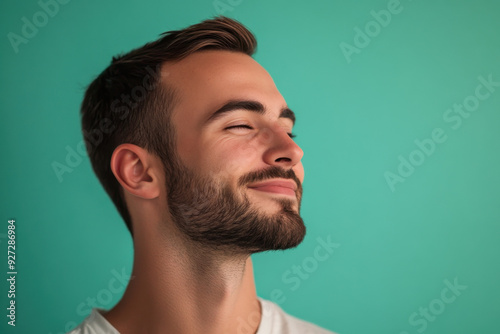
[67,297,336,334]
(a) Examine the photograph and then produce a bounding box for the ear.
[110,144,161,199]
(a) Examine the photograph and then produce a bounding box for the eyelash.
[225,125,296,139]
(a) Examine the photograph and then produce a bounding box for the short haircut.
[81,17,257,235]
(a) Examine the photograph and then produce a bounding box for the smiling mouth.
[247,179,297,197]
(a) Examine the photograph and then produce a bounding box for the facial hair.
[165,160,306,254]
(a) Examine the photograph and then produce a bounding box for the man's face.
[161,50,305,254]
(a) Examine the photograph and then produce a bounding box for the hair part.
[81,16,257,235]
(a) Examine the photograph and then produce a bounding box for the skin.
[104,50,304,334]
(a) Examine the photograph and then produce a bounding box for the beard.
[164,158,306,254]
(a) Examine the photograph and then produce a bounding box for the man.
[70,16,335,334]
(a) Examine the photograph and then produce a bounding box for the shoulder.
[257,297,337,334]
[66,309,120,334]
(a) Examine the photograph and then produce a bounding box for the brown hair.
[81,16,257,235]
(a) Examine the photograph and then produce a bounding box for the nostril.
[275,157,292,163]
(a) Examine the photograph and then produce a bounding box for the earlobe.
[110,144,160,199]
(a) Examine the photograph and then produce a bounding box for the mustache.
[238,166,302,190]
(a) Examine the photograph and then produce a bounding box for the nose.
[262,127,304,168]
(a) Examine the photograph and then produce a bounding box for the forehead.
[161,50,287,125]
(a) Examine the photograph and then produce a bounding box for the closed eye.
[225,125,296,138]
[225,125,253,130]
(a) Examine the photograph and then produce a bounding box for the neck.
[103,221,262,334]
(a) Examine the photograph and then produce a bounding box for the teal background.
[1,0,499,333]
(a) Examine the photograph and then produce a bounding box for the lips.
[247,179,297,196]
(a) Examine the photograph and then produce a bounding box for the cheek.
[204,137,261,177]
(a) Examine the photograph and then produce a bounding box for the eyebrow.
[205,100,296,125]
